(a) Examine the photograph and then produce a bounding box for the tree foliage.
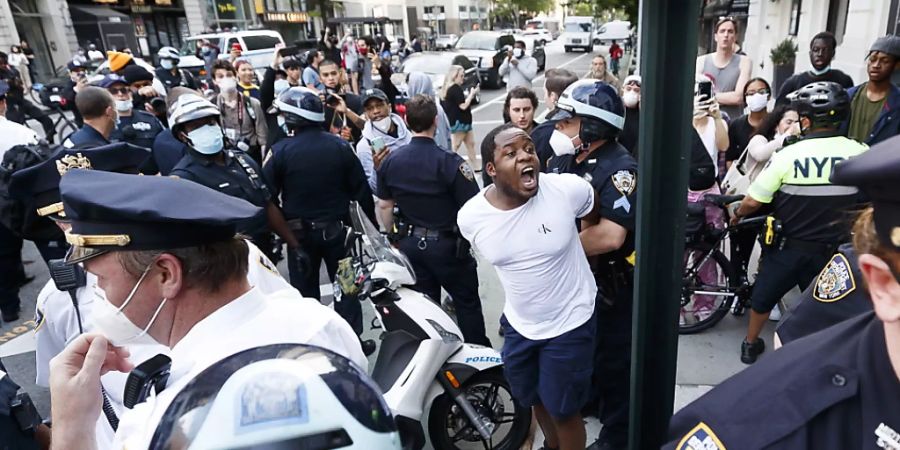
[566,0,637,23]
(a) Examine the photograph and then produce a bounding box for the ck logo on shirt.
[538,224,551,234]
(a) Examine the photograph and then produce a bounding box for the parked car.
[594,20,632,46]
[177,30,285,78]
[397,51,481,104]
[562,16,595,53]
[454,31,520,89]
[521,29,553,45]
[434,34,459,50]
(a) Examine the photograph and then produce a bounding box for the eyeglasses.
[108,87,130,95]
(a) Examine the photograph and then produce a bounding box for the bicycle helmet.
[787,81,849,130]
[548,79,625,146]
[168,93,220,132]
[271,87,326,129]
[149,344,401,450]
[157,46,181,63]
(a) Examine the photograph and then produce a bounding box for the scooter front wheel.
[427,369,530,450]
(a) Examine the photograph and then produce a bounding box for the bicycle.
[33,84,78,141]
[679,193,767,334]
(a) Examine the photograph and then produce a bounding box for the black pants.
[750,245,833,314]
[397,234,490,346]
[287,221,362,335]
[588,279,633,448]
[0,224,24,317]
[6,98,54,140]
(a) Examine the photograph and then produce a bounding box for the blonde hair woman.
[440,65,480,170]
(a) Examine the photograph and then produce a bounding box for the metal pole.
[628,0,700,448]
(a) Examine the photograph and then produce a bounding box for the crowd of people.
[0,15,897,450]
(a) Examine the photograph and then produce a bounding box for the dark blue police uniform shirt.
[109,110,163,150]
[376,136,479,231]
[665,312,900,450]
[532,119,559,171]
[150,129,188,176]
[63,124,110,149]
[263,127,374,222]
[777,243,873,345]
[548,140,638,233]
[170,149,271,236]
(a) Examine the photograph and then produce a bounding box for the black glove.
[291,248,312,275]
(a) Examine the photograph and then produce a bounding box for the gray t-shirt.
[702,53,743,121]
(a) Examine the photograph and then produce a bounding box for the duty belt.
[779,237,835,255]
[408,226,455,239]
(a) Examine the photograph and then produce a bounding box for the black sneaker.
[740,338,765,364]
[361,339,377,356]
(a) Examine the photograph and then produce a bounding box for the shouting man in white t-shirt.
[458,125,613,450]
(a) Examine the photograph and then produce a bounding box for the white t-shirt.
[458,173,597,340]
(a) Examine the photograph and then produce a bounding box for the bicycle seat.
[703,194,744,206]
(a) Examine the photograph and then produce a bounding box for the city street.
[0,38,780,446]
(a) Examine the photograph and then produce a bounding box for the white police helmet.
[168,93,220,131]
[158,46,181,63]
[149,344,401,450]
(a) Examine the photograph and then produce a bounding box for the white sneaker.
[769,305,782,322]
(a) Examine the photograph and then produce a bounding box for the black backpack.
[0,141,63,239]
[688,129,716,191]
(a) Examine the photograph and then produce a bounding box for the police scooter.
[335,202,530,450]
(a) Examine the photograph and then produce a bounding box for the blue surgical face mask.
[160,59,175,70]
[809,65,831,76]
[187,124,224,154]
[274,79,290,96]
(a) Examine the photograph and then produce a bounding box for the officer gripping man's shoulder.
[375,94,490,347]
[543,79,636,450]
[775,242,873,347]
[666,129,900,450]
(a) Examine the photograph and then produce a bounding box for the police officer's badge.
[459,162,475,181]
[34,307,45,332]
[56,153,92,175]
[258,255,279,275]
[814,253,856,303]
[676,422,725,450]
[611,170,636,196]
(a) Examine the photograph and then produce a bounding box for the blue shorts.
[450,121,473,133]
[500,314,596,419]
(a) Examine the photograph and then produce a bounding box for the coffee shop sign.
[264,12,309,22]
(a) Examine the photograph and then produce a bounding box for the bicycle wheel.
[680,242,737,334]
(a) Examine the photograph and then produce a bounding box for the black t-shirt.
[726,114,756,162]
[442,84,471,125]
[775,70,854,106]
[620,108,640,158]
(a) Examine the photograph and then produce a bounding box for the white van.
[593,20,632,46]
[562,16,594,53]
[178,30,285,78]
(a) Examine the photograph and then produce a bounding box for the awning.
[326,16,397,24]
[69,4,132,22]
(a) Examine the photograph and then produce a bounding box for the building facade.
[741,0,897,89]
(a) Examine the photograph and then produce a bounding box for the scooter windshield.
[349,202,417,285]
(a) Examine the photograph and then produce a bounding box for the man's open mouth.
[521,166,537,189]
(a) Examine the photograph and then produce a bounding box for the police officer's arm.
[733,150,788,223]
[266,202,300,248]
[578,190,628,256]
[451,159,480,208]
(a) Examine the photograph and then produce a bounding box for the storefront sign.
[216,0,238,20]
[132,5,153,13]
[155,0,173,5]
[264,12,309,23]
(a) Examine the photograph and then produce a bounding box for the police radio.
[124,354,172,409]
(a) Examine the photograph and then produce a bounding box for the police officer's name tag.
[814,253,855,303]
[676,422,725,450]
[133,122,152,131]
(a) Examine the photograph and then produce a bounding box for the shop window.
[788,0,802,36]
[826,0,849,44]
[243,34,281,50]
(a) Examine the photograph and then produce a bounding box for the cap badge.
[892,227,900,247]
[56,153,92,175]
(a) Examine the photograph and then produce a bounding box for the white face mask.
[114,99,132,112]
[513,48,525,58]
[372,116,392,132]
[810,65,831,76]
[160,59,175,70]
[90,264,168,347]
[549,129,578,156]
[217,76,237,93]
[187,124,225,155]
[623,91,640,108]
[746,92,769,112]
